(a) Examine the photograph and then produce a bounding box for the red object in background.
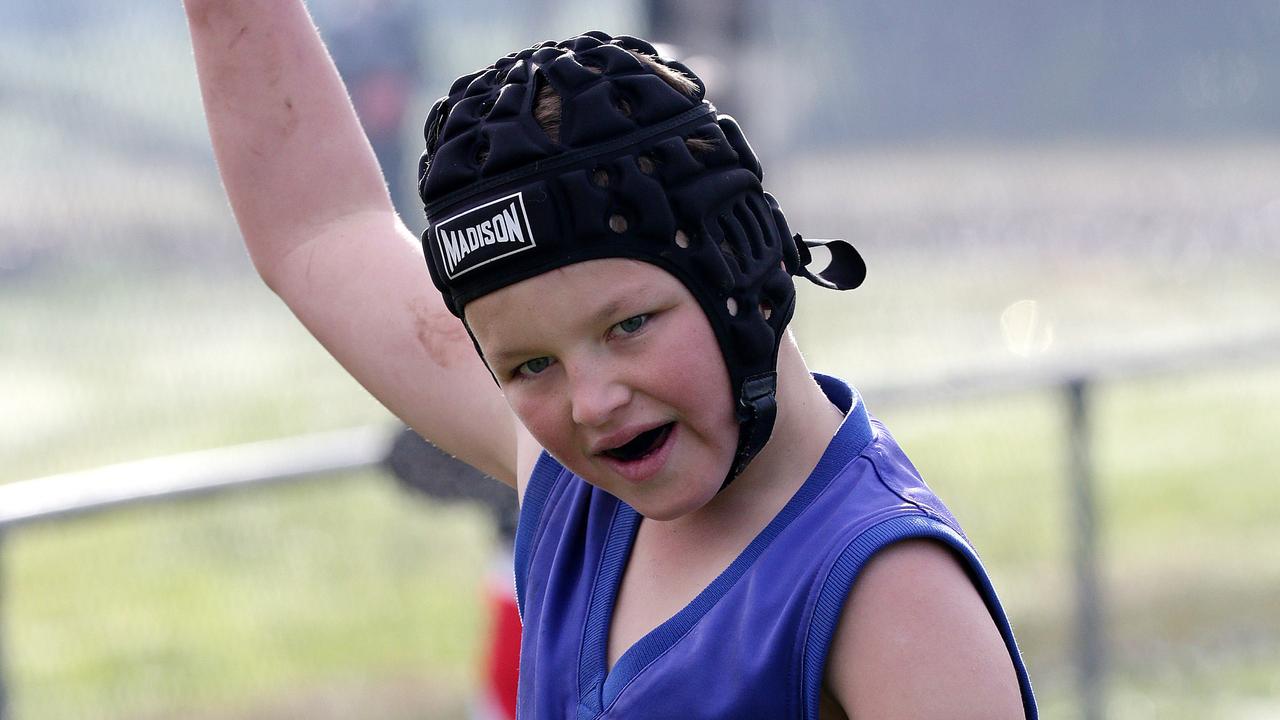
[350,71,412,136]
[476,566,521,720]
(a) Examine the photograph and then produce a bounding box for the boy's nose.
[568,362,631,428]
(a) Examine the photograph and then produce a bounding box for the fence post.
[1066,378,1105,720]
[0,530,8,720]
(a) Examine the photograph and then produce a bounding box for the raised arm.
[184,0,523,486]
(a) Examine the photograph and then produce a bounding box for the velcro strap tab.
[795,236,866,291]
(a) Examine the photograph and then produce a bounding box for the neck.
[737,334,846,490]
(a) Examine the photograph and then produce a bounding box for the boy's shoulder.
[823,538,1029,719]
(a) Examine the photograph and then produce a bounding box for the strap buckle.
[736,373,778,423]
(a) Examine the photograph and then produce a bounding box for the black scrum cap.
[418,31,865,485]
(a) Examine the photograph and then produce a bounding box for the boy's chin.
[630,503,689,523]
[628,482,723,522]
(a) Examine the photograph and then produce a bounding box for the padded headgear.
[418,31,864,484]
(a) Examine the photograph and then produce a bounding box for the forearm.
[184,0,394,278]
[185,1,522,487]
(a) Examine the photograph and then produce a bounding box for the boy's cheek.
[510,394,570,450]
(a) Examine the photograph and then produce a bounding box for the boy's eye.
[516,356,553,377]
[614,314,647,334]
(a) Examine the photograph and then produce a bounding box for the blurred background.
[2,1,1279,718]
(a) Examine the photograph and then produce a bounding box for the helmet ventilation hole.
[591,168,610,188]
[609,214,628,233]
[726,297,739,316]
[674,229,690,248]
[637,155,656,174]
[759,301,773,320]
[719,239,737,263]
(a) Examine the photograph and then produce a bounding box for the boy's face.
[466,259,738,520]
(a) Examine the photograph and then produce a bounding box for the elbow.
[243,240,292,295]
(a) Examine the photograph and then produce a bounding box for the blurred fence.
[2,331,1280,720]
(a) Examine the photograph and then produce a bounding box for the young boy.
[184,2,1036,717]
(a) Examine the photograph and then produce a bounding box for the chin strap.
[720,372,779,491]
[714,234,864,491]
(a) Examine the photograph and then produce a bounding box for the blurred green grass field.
[4,8,1280,717]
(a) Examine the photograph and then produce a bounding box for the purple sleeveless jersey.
[513,374,1038,719]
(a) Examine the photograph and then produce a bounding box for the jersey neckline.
[574,374,875,716]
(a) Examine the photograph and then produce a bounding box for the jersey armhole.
[513,450,571,619]
[800,514,1039,720]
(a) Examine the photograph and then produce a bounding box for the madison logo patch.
[434,192,537,279]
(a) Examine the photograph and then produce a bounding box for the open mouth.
[602,422,675,462]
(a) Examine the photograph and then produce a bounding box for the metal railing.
[0,426,393,530]
[3,330,1279,720]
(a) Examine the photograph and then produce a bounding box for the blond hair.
[533,49,716,155]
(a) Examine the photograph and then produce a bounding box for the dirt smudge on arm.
[229,24,249,49]
[411,297,473,369]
